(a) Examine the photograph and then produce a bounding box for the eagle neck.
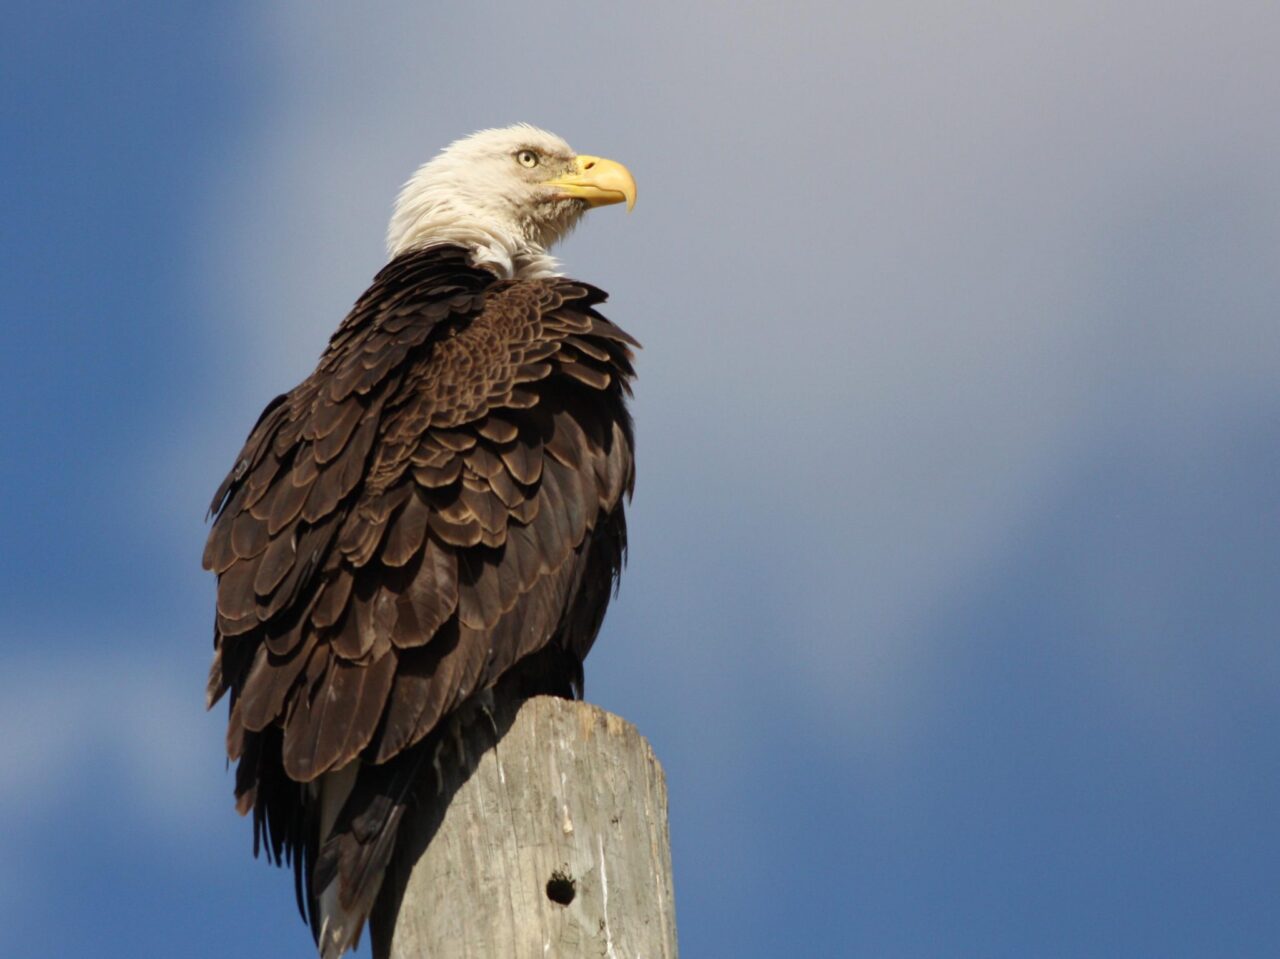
[387,215,561,281]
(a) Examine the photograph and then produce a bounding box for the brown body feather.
[204,244,636,943]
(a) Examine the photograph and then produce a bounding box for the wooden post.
[371,695,678,959]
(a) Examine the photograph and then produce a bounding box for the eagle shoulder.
[205,244,637,790]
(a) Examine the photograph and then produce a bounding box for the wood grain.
[373,696,677,959]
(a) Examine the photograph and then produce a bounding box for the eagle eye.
[517,150,539,168]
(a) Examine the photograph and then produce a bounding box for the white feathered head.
[386,124,636,278]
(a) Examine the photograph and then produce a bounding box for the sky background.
[3,2,1279,956]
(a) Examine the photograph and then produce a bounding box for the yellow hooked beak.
[545,155,637,211]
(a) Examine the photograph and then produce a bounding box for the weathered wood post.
[370,695,678,958]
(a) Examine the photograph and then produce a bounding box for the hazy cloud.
[186,1,1280,754]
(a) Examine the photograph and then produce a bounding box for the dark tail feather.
[316,741,430,912]
[314,645,583,957]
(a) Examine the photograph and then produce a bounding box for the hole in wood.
[546,869,576,906]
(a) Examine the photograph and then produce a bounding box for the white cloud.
[0,651,225,833]
[184,0,1280,752]
[0,643,244,927]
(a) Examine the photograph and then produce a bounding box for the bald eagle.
[203,125,638,958]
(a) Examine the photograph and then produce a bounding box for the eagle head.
[385,123,636,278]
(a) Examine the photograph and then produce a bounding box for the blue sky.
[3,2,1278,956]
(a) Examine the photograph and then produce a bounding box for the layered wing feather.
[204,244,636,938]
